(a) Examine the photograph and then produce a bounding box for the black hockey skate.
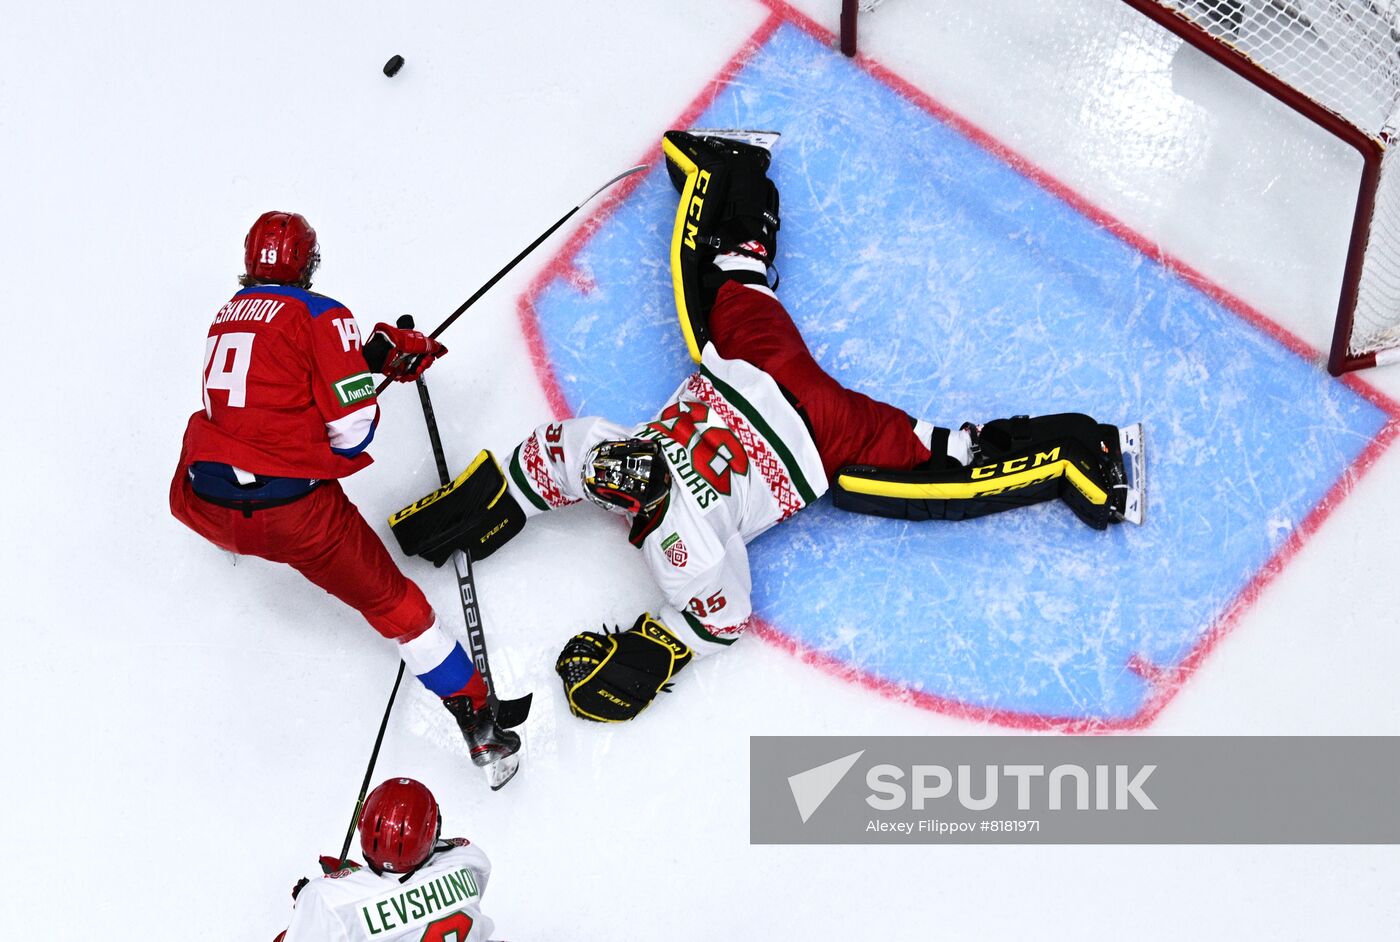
[443,696,522,767]
[661,129,782,362]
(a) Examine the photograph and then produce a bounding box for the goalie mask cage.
[839,0,1400,375]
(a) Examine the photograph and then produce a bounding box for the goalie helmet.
[359,777,441,874]
[243,211,320,287]
[582,439,672,515]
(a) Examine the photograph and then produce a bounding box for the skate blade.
[686,129,781,152]
[1116,423,1146,526]
[486,752,521,791]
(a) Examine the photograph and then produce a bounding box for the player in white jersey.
[276,778,498,942]
[388,131,1145,723]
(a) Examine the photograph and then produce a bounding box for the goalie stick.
[413,361,532,791]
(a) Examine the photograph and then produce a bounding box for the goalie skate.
[1114,423,1146,526]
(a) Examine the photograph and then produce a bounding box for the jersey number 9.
[421,911,474,942]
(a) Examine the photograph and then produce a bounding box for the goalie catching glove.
[389,450,525,565]
[555,614,693,722]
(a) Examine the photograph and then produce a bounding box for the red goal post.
[838,0,1400,375]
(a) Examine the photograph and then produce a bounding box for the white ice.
[4,1,1397,939]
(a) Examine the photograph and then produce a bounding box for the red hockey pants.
[170,473,435,641]
[708,281,931,478]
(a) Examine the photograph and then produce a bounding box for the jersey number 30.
[203,332,255,414]
[647,400,749,494]
[421,911,474,942]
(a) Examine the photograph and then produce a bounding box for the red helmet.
[359,778,441,874]
[243,211,319,286]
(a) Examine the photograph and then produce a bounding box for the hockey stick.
[337,659,407,868]
[373,163,648,395]
[413,366,532,791]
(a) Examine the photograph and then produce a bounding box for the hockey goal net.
[840,0,1400,375]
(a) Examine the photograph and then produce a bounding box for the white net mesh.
[849,0,1400,364]
[1148,1,1400,362]
[1157,1,1400,136]
[1142,1,1400,361]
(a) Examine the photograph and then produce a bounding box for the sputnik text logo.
[787,750,1157,823]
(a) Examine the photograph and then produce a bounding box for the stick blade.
[582,164,650,205]
[493,692,533,729]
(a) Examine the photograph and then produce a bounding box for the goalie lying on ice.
[389,130,1146,723]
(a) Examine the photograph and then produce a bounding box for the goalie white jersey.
[505,344,828,652]
[283,841,493,942]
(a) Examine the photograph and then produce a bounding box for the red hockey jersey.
[177,285,380,479]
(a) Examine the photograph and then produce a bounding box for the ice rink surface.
[4,1,1398,939]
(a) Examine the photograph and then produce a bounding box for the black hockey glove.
[555,613,692,722]
[389,450,526,565]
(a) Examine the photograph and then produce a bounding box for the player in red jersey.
[170,211,519,765]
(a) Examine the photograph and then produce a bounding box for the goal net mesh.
[1155,0,1400,360]
[843,0,1400,366]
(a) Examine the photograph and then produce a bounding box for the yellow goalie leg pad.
[834,437,1118,530]
[837,448,1107,506]
[663,134,710,364]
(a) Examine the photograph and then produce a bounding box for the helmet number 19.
[259,247,278,264]
[203,332,255,414]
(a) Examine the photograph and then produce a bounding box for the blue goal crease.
[527,24,1388,724]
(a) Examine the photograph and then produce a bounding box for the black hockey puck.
[383,55,405,77]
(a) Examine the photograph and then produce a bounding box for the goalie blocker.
[835,413,1146,529]
[388,450,526,565]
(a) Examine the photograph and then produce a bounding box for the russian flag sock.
[398,619,489,709]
